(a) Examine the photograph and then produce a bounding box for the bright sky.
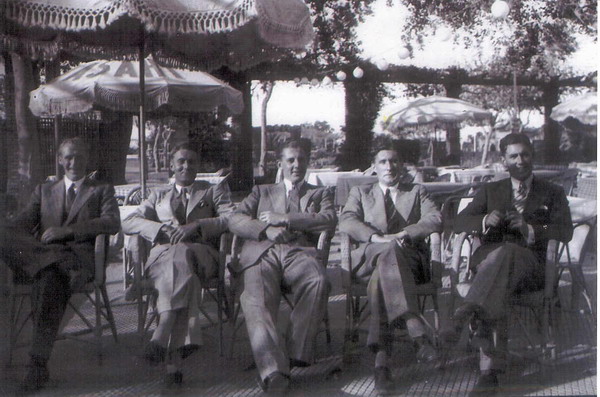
[251,0,598,133]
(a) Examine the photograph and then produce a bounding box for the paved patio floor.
[0,235,596,396]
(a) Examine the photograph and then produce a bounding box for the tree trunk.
[11,52,42,200]
[338,79,384,171]
[228,71,254,192]
[542,82,561,164]
[258,81,274,177]
[97,113,132,185]
[444,81,462,165]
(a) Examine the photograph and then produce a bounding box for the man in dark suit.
[0,137,120,393]
[339,145,442,393]
[449,133,573,394]
[122,142,233,386]
[228,140,336,394]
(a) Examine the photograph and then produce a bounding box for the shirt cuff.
[482,215,490,235]
[525,224,535,245]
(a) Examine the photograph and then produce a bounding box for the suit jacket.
[339,182,442,282]
[11,177,120,280]
[228,182,337,272]
[122,180,234,256]
[454,177,573,264]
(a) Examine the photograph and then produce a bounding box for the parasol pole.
[138,26,147,199]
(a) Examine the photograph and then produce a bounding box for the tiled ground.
[0,236,596,396]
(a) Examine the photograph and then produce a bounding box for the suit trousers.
[360,242,426,354]
[30,266,72,362]
[146,242,218,314]
[465,242,541,371]
[239,244,328,380]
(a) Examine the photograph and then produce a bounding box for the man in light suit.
[339,145,441,394]
[0,137,120,393]
[122,142,234,386]
[228,140,336,394]
[449,133,573,395]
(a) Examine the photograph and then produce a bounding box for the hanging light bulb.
[310,78,320,86]
[398,47,410,60]
[322,76,332,85]
[353,66,364,79]
[491,0,510,19]
[336,71,347,81]
[300,77,309,85]
[438,26,452,41]
[377,59,389,71]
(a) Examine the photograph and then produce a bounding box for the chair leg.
[100,285,119,343]
[217,282,224,357]
[94,288,103,365]
[324,304,332,345]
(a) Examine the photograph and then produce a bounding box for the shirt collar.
[379,182,399,194]
[64,175,85,191]
[175,183,193,194]
[283,179,304,193]
[511,175,533,192]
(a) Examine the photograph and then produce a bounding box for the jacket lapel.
[300,184,317,212]
[370,185,388,232]
[65,178,95,225]
[269,183,287,214]
[524,177,543,214]
[186,182,208,218]
[395,185,416,223]
[169,186,185,224]
[50,180,65,227]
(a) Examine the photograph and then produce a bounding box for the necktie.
[180,187,189,211]
[385,188,400,233]
[287,185,300,213]
[513,182,527,213]
[64,183,76,222]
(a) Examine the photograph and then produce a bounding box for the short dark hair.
[499,133,533,155]
[277,139,311,159]
[57,137,88,157]
[371,141,401,163]
[169,142,199,158]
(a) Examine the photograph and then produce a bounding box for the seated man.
[122,142,234,386]
[228,140,336,394]
[0,137,120,393]
[448,133,573,395]
[339,144,441,394]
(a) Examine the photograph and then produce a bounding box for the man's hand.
[506,211,528,236]
[169,224,199,245]
[259,211,289,227]
[370,234,394,243]
[41,226,74,244]
[265,226,294,243]
[484,210,505,228]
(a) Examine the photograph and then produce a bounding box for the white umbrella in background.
[551,92,597,126]
[3,0,314,197]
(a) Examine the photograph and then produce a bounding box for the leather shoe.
[374,366,395,395]
[164,371,183,387]
[18,363,49,394]
[257,371,290,394]
[415,337,438,363]
[469,373,499,396]
[143,341,167,366]
[441,303,483,345]
[177,344,200,360]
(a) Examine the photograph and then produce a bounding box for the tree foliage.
[400,0,597,78]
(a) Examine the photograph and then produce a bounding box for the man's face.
[170,149,198,186]
[373,150,401,187]
[279,147,308,185]
[58,143,88,181]
[502,143,533,181]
